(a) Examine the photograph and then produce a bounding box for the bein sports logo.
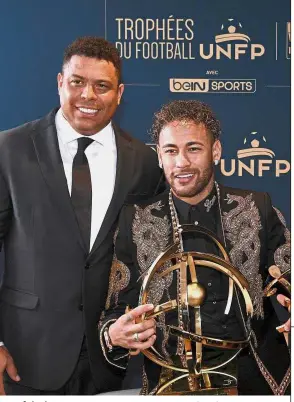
[199,18,265,60]
[169,78,256,93]
[221,132,290,177]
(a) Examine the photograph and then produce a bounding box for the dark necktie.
[71,137,94,250]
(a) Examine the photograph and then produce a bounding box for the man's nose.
[176,152,190,168]
[81,84,97,100]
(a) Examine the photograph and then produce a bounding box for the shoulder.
[120,190,169,219]
[220,184,268,202]
[114,124,157,159]
[0,110,55,149]
[0,119,38,148]
[219,184,273,224]
[130,190,169,209]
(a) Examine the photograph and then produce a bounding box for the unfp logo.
[221,132,290,177]
[199,18,265,60]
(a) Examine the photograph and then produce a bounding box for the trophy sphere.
[187,282,206,307]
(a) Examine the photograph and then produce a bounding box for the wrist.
[103,326,114,352]
[108,324,117,347]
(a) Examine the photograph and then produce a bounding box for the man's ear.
[212,140,222,164]
[57,72,63,94]
[117,83,124,105]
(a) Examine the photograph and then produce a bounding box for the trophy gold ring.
[137,224,253,395]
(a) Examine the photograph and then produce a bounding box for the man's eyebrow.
[186,141,203,146]
[70,74,84,79]
[162,143,177,148]
[162,141,203,148]
[70,74,112,83]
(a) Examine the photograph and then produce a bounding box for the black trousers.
[4,337,98,395]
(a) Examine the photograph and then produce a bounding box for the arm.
[0,168,20,393]
[98,206,156,369]
[264,193,290,335]
[265,193,290,273]
[0,170,12,249]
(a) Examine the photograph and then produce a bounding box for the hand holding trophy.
[264,266,291,345]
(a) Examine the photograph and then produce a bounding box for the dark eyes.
[188,146,201,151]
[164,147,201,154]
[97,83,107,88]
[164,149,177,154]
[70,80,109,90]
[71,79,83,85]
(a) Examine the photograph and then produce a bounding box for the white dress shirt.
[55,109,117,251]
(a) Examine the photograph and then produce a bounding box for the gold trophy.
[137,225,253,395]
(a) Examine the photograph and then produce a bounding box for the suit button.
[85,264,90,270]
[79,304,84,311]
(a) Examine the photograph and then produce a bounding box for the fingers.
[0,373,5,396]
[124,304,154,322]
[127,318,156,336]
[129,348,140,356]
[132,327,156,343]
[138,327,156,342]
[277,319,291,333]
[6,357,20,382]
[109,305,156,349]
[276,295,291,333]
[129,335,156,351]
[284,319,291,332]
[277,294,291,311]
[0,348,20,396]
[123,318,156,348]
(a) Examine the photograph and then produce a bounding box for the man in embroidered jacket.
[99,100,290,395]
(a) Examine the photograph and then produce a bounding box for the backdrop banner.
[0,0,290,390]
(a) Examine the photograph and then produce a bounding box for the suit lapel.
[31,109,87,253]
[89,124,135,257]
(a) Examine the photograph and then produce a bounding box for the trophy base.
[155,363,238,395]
[158,386,238,396]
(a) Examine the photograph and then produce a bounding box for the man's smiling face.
[57,55,124,135]
[157,120,221,203]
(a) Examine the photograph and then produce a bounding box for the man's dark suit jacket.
[100,186,290,395]
[0,109,164,391]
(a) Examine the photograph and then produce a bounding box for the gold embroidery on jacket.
[140,365,149,395]
[133,201,173,360]
[105,227,131,309]
[273,207,291,274]
[223,193,264,318]
[132,201,172,304]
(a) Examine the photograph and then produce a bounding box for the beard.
[169,165,214,199]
